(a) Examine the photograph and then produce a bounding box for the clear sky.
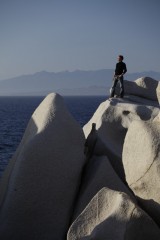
[0,0,160,80]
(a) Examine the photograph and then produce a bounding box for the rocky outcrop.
[72,155,135,221]
[0,77,160,239]
[83,96,159,180]
[67,188,160,240]
[124,76,160,102]
[0,93,85,240]
[123,120,160,226]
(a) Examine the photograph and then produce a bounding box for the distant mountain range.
[0,69,159,96]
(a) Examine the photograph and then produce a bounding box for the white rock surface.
[123,120,160,226]
[0,93,85,240]
[67,187,160,240]
[0,76,160,239]
[124,77,160,102]
[153,110,160,122]
[83,97,159,180]
[72,155,135,221]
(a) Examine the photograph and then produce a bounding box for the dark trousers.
[110,76,124,98]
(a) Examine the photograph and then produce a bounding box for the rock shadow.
[137,196,160,228]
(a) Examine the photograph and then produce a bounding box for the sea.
[0,95,107,178]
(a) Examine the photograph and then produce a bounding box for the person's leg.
[110,77,118,98]
[119,76,124,98]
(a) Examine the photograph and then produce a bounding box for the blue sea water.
[0,95,107,177]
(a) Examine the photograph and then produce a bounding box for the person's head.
[118,55,124,62]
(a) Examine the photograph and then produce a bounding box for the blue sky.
[0,0,160,80]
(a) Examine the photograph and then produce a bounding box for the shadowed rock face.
[71,155,135,221]
[83,96,159,181]
[124,76,160,102]
[0,93,85,240]
[0,77,160,239]
[67,188,160,240]
[123,120,160,226]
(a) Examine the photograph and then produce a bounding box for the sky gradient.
[0,0,160,80]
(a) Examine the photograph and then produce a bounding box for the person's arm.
[123,63,127,75]
[120,63,127,77]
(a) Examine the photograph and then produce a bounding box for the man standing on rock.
[110,55,127,98]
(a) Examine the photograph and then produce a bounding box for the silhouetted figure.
[84,123,97,160]
[110,55,127,98]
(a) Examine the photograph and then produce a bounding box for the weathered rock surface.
[0,77,160,239]
[72,155,135,221]
[67,187,160,240]
[0,93,85,240]
[83,97,159,180]
[123,120,160,226]
[124,76,160,102]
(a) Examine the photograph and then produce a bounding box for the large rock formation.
[123,120,160,226]
[124,76,160,102]
[83,95,159,180]
[67,188,160,240]
[72,155,135,221]
[0,77,160,239]
[0,93,85,240]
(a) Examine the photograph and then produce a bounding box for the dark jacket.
[115,62,127,75]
